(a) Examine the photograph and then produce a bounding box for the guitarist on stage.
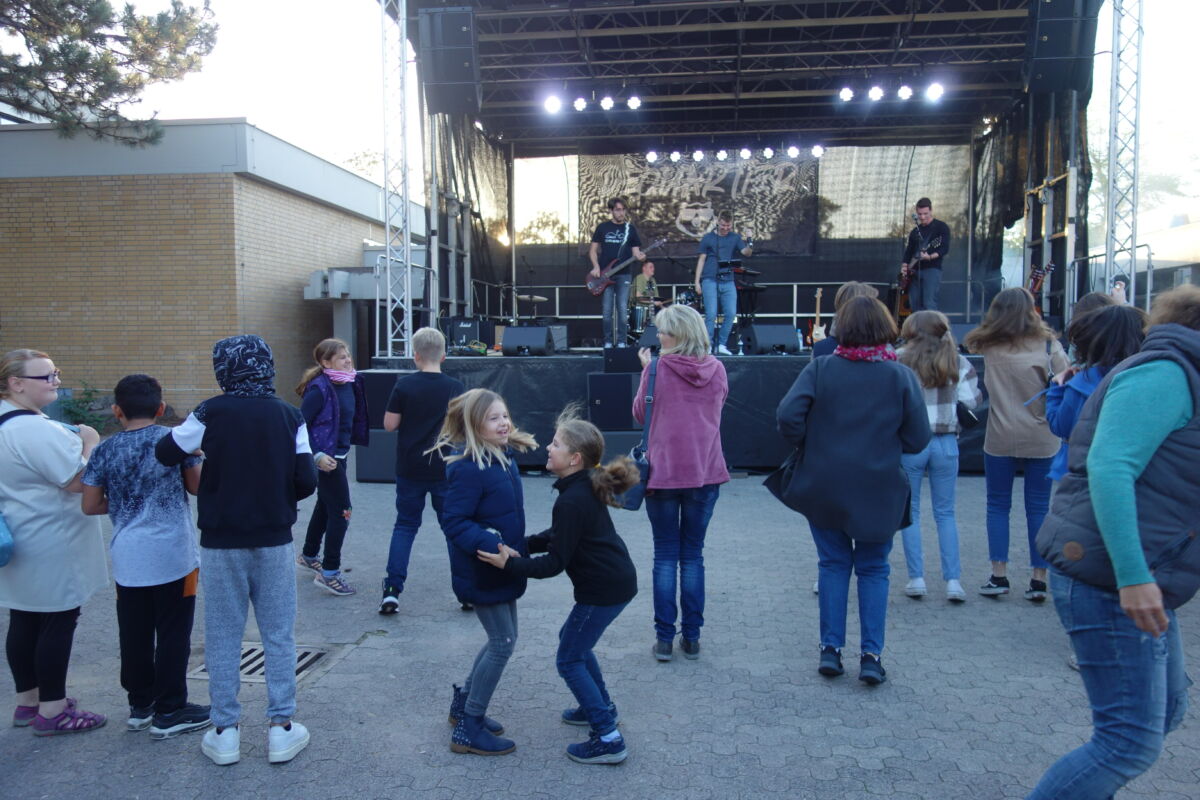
[589,197,647,348]
[900,198,950,312]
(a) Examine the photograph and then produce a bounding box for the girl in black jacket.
[478,410,638,766]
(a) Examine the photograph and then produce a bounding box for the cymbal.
[516,294,548,303]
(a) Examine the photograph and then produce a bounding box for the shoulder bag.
[620,358,657,511]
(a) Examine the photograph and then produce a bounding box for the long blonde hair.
[295,338,350,397]
[428,388,536,467]
[899,311,960,389]
[554,405,639,507]
[655,304,710,357]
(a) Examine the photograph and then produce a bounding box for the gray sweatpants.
[201,543,297,728]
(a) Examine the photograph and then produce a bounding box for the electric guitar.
[1029,261,1054,295]
[585,238,667,296]
[898,235,943,292]
[808,288,825,344]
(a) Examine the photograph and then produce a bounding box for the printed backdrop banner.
[578,154,819,256]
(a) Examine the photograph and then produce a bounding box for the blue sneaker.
[561,703,618,727]
[567,732,627,765]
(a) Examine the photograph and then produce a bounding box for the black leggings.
[6,607,81,702]
[303,458,352,571]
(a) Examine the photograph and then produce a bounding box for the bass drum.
[629,304,655,335]
[674,288,703,312]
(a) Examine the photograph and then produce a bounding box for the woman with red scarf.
[776,297,931,685]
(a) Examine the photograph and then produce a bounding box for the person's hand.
[1051,366,1079,386]
[315,454,337,472]
[1119,582,1170,636]
[590,266,601,278]
[476,546,509,568]
[920,252,931,261]
[76,424,100,448]
[501,544,521,559]
[638,347,652,368]
[636,251,647,262]
[1110,281,1127,304]
[694,282,702,295]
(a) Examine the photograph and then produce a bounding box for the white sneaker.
[201,724,240,766]
[904,577,928,597]
[268,720,310,764]
[812,580,820,594]
[946,579,967,603]
[717,345,733,356]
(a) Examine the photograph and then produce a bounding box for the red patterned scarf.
[833,344,897,362]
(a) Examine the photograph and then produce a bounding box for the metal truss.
[1103,0,1143,299]
[378,0,414,359]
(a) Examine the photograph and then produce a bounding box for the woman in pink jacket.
[634,304,729,662]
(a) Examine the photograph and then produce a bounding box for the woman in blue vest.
[1030,285,1200,798]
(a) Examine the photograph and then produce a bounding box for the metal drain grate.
[188,643,330,684]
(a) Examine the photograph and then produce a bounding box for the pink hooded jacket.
[632,354,730,490]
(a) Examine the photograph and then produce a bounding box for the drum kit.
[626,287,703,341]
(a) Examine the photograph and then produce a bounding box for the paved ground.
[2,467,1197,799]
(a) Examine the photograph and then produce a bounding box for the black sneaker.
[127,705,154,732]
[566,732,628,765]
[818,646,844,677]
[652,639,673,662]
[149,703,212,739]
[379,584,400,615]
[1024,579,1048,603]
[979,575,1011,596]
[858,654,887,686]
[680,639,700,660]
[460,601,475,612]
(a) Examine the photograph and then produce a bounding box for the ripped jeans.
[464,600,518,717]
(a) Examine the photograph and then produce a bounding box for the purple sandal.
[31,702,105,736]
[13,696,74,727]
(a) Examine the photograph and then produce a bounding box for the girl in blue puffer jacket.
[430,388,536,757]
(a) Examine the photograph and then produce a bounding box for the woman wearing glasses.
[0,349,108,735]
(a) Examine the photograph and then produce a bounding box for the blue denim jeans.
[645,484,719,641]
[701,277,739,352]
[1029,571,1192,799]
[556,601,628,736]
[809,525,893,655]
[464,599,518,717]
[900,434,962,580]
[385,475,447,590]
[909,266,941,311]
[984,453,1053,568]
[600,275,633,345]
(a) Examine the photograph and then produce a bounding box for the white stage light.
[762,147,774,158]
[473,120,484,131]
[868,86,884,102]
[898,85,913,100]
[669,150,682,162]
[646,150,658,163]
[786,145,800,158]
[544,96,562,114]
[739,147,752,160]
[627,95,641,110]
[573,97,587,111]
[811,145,825,158]
[839,87,854,102]
[600,96,615,111]
[926,82,944,101]
[692,149,705,162]
[716,149,728,161]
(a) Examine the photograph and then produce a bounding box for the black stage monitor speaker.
[603,346,642,373]
[502,326,556,356]
[359,369,412,429]
[440,316,494,348]
[638,325,659,350]
[588,373,638,431]
[548,324,568,353]
[742,323,800,355]
[418,7,480,115]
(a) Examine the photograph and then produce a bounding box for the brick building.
[0,119,398,412]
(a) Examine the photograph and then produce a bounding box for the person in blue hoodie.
[1046,304,1146,481]
[431,388,536,756]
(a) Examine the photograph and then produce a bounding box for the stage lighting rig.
[839,87,854,102]
[811,145,825,158]
[926,83,944,101]
[573,97,587,111]
[627,96,642,110]
[786,146,800,158]
[543,96,562,114]
[600,96,615,111]
[716,150,728,161]
[868,86,884,102]
[646,150,659,163]
[897,85,913,100]
[762,147,774,159]
[669,150,682,163]
[739,147,752,160]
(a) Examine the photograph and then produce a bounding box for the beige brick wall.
[1,173,384,414]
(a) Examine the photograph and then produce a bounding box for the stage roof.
[441,0,1036,158]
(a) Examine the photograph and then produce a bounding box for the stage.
[356,352,990,481]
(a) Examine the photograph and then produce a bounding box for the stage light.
[600,95,615,111]
[669,150,682,163]
[473,120,484,131]
[786,145,800,158]
[573,97,587,112]
[627,95,641,110]
[692,149,705,162]
[716,149,728,161]
[646,150,658,163]
[926,82,944,101]
[762,147,774,159]
[811,144,825,158]
[839,87,854,102]
[739,147,752,160]
[868,86,884,102]
[898,85,913,100]
[543,96,562,114]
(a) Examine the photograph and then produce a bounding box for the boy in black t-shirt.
[588,197,647,348]
[379,327,466,614]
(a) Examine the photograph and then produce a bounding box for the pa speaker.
[502,326,555,356]
[741,323,800,355]
[440,316,494,348]
[603,346,642,373]
[588,373,638,430]
[418,7,480,115]
[1024,0,1101,93]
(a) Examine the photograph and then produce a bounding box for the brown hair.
[1073,291,1115,317]
[554,406,639,507]
[899,311,960,388]
[915,197,932,210]
[717,211,732,223]
[428,388,537,468]
[834,297,898,347]
[0,349,51,398]
[963,287,1055,353]
[295,338,350,396]
[1149,284,1200,330]
[1067,304,1146,369]
[833,281,879,312]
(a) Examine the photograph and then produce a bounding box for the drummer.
[629,261,662,309]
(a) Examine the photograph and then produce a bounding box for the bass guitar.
[897,235,943,292]
[585,238,666,296]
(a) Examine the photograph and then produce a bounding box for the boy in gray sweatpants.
[157,335,318,765]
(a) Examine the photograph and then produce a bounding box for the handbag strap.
[0,410,37,427]
[638,359,658,449]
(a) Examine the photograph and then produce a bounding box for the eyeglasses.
[21,370,62,384]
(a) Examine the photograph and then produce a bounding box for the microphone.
[911,213,919,223]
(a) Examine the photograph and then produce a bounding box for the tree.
[0,0,217,145]
[518,211,570,244]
